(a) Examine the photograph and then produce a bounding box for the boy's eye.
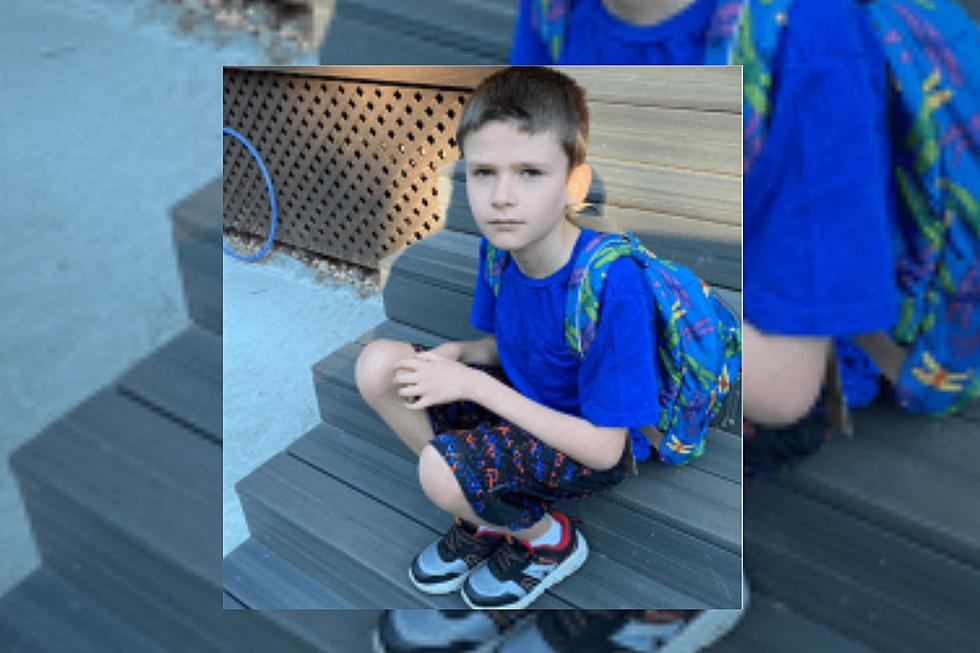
[519,168,542,178]
[471,168,494,177]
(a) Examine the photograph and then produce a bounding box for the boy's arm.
[467,371,627,471]
[396,350,625,469]
[435,336,500,367]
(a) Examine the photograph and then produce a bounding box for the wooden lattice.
[223,69,469,267]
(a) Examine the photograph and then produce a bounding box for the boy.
[510,0,902,441]
[355,66,664,610]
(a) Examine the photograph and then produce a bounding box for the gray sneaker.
[409,517,504,594]
[372,610,529,653]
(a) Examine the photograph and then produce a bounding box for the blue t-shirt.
[470,228,662,436]
[511,0,899,337]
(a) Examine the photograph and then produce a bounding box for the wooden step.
[708,591,880,653]
[319,0,513,65]
[312,321,742,536]
[439,160,742,290]
[739,402,980,653]
[225,537,357,608]
[287,421,740,606]
[118,325,222,442]
[2,329,305,652]
[8,387,232,651]
[744,481,980,653]
[171,177,222,336]
[0,568,171,653]
[777,402,980,568]
[235,450,570,609]
[315,370,742,550]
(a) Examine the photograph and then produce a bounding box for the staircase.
[0,179,377,652]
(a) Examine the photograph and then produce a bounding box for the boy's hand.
[427,341,464,362]
[393,350,477,409]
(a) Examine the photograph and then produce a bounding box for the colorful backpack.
[483,232,742,465]
[533,0,980,416]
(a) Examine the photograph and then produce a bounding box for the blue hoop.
[222,127,278,261]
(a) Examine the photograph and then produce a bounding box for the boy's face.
[463,120,574,253]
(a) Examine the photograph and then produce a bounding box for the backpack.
[533,0,980,416]
[482,232,742,465]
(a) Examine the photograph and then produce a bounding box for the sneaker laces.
[443,519,478,554]
[488,535,533,577]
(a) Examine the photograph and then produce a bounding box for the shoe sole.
[461,531,589,610]
[659,573,749,652]
[371,626,503,653]
[408,566,469,595]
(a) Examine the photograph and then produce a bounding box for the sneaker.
[620,609,745,652]
[461,512,588,610]
[409,518,503,594]
[371,609,529,653]
[499,598,746,653]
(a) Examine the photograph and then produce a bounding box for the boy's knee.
[743,325,830,427]
[418,445,465,511]
[758,387,822,426]
[355,338,411,401]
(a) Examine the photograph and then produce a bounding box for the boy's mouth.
[488,220,523,226]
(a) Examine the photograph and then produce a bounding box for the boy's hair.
[457,67,589,171]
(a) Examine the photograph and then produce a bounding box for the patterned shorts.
[412,344,629,531]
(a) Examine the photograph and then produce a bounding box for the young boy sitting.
[354,66,665,610]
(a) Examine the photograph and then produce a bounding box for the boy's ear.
[566,163,592,206]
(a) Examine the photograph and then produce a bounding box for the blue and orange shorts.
[412,344,629,531]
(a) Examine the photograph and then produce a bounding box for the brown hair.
[456,67,589,172]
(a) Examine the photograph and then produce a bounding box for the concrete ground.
[0,0,361,597]
[222,246,384,556]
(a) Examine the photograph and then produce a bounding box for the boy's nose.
[491,174,516,207]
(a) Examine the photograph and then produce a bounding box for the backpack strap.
[531,0,573,63]
[483,237,509,297]
[564,232,643,357]
[711,0,796,172]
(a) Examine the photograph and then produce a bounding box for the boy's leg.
[417,423,627,609]
[742,322,831,426]
[418,444,551,540]
[355,338,436,456]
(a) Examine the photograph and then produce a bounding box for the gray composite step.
[319,0,514,65]
[171,177,222,336]
[118,324,222,442]
[0,568,170,653]
[8,385,232,652]
[387,225,741,339]
[313,319,741,544]
[5,327,304,653]
[318,371,741,552]
[224,538,385,652]
[744,480,980,653]
[778,401,980,568]
[235,449,569,609]
[707,591,880,653]
[225,537,358,609]
[441,162,742,290]
[284,420,739,607]
[739,402,980,653]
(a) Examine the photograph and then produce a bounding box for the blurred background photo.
[3,1,979,652]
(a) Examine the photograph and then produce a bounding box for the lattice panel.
[223,69,470,267]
